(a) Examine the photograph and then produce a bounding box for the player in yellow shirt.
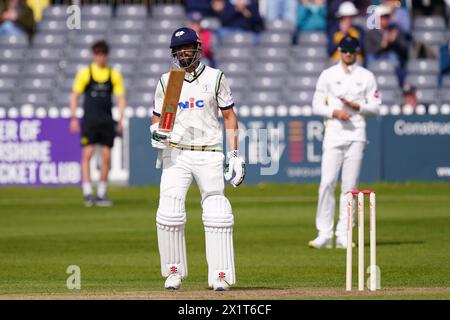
[69,40,127,207]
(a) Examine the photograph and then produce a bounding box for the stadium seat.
[230,91,247,105]
[297,32,327,47]
[0,92,13,106]
[14,93,50,106]
[201,17,221,31]
[144,33,172,48]
[20,78,55,92]
[413,31,446,46]
[23,63,58,78]
[28,48,62,63]
[128,91,155,107]
[376,74,399,89]
[80,19,110,34]
[38,20,68,34]
[0,49,25,62]
[256,47,290,61]
[380,90,401,105]
[112,19,147,33]
[217,62,250,76]
[57,78,76,93]
[138,62,171,76]
[216,47,253,62]
[109,48,140,63]
[41,5,68,21]
[0,35,28,49]
[0,63,22,78]
[251,76,284,91]
[81,5,112,20]
[70,33,108,48]
[260,32,292,47]
[368,60,399,74]
[287,75,318,90]
[265,20,295,34]
[247,91,283,105]
[416,89,438,105]
[291,46,328,60]
[442,75,450,88]
[289,61,326,75]
[148,19,183,32]
[0,79,16,92]
[285,90,314,106]
[151,4,185,19]
[404,75,438,89]
[110,62,135,78]
[108,34,143,48]
[225,76,249,91]
[252,61,288,76]
[222,32,255,47]
[32,34,67,48]
[65,48,92,62]
[407,59,440,74]
[61,62,85,78]
[140,48,171,62]
[116,5,148,19]
[132,76,159,92]
[440,89,450,104]
[413,16,446,31]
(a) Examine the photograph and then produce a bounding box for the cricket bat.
[155,68,185,168]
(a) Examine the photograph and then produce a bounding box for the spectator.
[297,0,327,32]
[212,0,264,43]
[185,0,214,17]
[0,0,35,40]
[326,0,370,32]
[70,40,127,207]
[381,0,410,35]
[365,5,409,83]
[185,11,216,67]
[402,84,418,109]
[265,0,298,25]
[327,1,365,64]
[439,35,450,85]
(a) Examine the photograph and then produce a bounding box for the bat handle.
[155,150,162,169]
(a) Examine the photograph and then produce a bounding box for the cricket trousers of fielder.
[156,147,236,287]
[316,139,365,240]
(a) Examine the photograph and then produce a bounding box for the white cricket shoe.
[164,273,182,290]
[212,279,230,291]
[308,236,333,249]
[335,237,356,249]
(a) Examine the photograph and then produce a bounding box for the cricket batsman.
[309,36,381,249]
[149,27,245,291]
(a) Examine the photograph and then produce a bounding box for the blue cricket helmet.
[170,27,200,49]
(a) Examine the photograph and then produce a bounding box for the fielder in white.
[309,36,381,249]
[150,27,245,291]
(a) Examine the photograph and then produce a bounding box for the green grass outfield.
[1,182,450,300]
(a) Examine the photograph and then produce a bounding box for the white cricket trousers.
[315,139,366,239]
[156,147,236,286]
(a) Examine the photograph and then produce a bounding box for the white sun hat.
[336,1,359,18]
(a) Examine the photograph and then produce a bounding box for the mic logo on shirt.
[178,97,205,109]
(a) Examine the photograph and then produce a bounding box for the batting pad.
[202,195,235,286]
[157,223,188,278]
[156,194,188,278]
[205,226,236,286]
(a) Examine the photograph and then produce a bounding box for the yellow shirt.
[72,63,125,96]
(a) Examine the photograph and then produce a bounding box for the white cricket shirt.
[153,63,234,146]
[312,62,381,142]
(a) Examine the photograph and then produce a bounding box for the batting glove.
[224,150,246,187]
[150,122,170,149]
